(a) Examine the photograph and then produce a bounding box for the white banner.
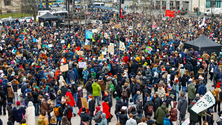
[78,62,87,68]
[191,91,216,114]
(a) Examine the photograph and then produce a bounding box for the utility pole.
[72,0,75,27]
[174,0,176,42]
[119,0,121,20]
[158,0,162,49]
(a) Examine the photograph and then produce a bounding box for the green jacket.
[92,82,101,97]
[198,109,207,117]
[187,83,196,100]
[155,104,168,125]
[188,104,198,122]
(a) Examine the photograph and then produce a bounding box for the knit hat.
[217,84,220,88]
[116,97,120,101]
[148,85,152,88]
[191,100,196,105]
[168,86,172,89]
[166,114,170,118]
[8,103,12,107]
[82,108,86,112]
[16,101,20,106]
[130,99,133,102]
[104,98,108,102]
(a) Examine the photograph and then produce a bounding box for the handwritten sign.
[84,45,90,50]
[77,51,83,55]
[108,45,114,54]
[60,64,69,72]
[78,62,87,68]
[114,24,121,29]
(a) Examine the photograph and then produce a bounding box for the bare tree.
[21,0,39,21]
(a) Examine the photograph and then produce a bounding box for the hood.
[164,117,170,121]
[96,106,101,111]
[28,101,33,107]
[172,101,177,108]
[39,114,46,119]
[161,103,167,110]
[102,113,106,120]
[92,82,98,87]
[199,84,205,88]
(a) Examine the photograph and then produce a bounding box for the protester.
[25,101,35,125]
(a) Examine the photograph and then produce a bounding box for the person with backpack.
[54,100,63,125]
[80,108,91,125]
[177,92,187,125]
[63,102,73,125]
[143,96,154,117]
[155,102,168,125]
[211,84,221,113]
[13,101,26,124]
[37,111,49,125]
[70,79,78,107]
[169,101,178,125]
[121,83,130,106]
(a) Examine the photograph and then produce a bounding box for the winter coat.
[80,112,90,122]
[55,104,63,118]
[88,99,95,112]
[77,89,83,108]
[147,119,155,125]
[24,96,34,106]
[153,96,161,112]
[119,113,128,125]
[60,86,68,96]
[187,83,196,99]
[188,103,198,122]
[64,105,73,119]
[115,100,123,114]
[121,86,131,99]
[211,88,221,101]
[163,117,171,125]
[38,114,49,125]
[131,61,139,73]
[143,101,154,116]
[155,104,168,125]
[98,80,106,92]
[170,102,178,122]
[7,85,14,98]
[25,102,35,125]
[0,89,6,104]
[177,97,187,116]
[197,84,207,95]
[157,87,166,101]
[67,70,76,82]
[92,82,101,97]
[126,118,137,125]
[102,102,110,119]
[185,62,193,72]
[85,81,93,94]
[13,106,26,123]
[100,113,108,125]
[70,82,78,94]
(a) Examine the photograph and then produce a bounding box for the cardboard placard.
[32,30,37,35]
[60,64,69,72]
[84,45,90,50]
[38,38,42,43]
[77,51,83,55]
[81,97,88,109]
[38,44,41,50]
[108,45,114,54]
[169,33,172,39]
[137,23,141,28]
[114,24,121,29]
[100,54,104,60]
[78,62,87,68]
[16,54,23,57]
[41,65,45,70]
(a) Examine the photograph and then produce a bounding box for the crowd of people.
[0,9,222,125]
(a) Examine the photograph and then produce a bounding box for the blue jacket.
[13,106,26,123]
[197,84,207,95]
[67,70,76,82]
[163,117,171,125]
[73,67,78,78]
[37,70,44,81]
[1,79,8,89]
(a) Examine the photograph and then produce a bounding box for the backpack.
[109,83,114,91]
[50,92,56,100]
[218,91,222,100]
[121,88,128,98]
[54,106,61,116]
[154,71,158,78]
[147,105,153,114]
[37,118,44,125]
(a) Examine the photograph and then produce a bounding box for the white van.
[204,8,222,17]
[93,2,105,9]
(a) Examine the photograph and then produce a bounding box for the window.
[206,0,222,8]
[4,0,11,5]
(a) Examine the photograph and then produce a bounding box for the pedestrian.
[121,83,130,106]
[49,116,57,125]
[94,106,102,125]
[187,80,196,105]
[163,114,171,125]
[188,100,198,125]
[54,100,63,125]
[13,101,26,124]
[7,82,14,103]
[211,84,221,112]
[115,97,123,122]
[0,86,6,115]
[77,87,83,109]
[100,113,108,125]
[25,101,35,125]
[156,84,166,101]
[80,108,90,125]
[126,113,137,125]
[119,109,128,125]
[37,111,49,125]
[92,79,101,106]
[102,98,111,124]
[138,117,147,125]
[155,102,168,125]
[169,101,177,125]
[61,116,70,125]
[146,115,155,125]
[177,92,187,124]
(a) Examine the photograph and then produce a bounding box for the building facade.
[0,0,21,14]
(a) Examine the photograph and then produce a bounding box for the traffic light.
[122,0,124,4]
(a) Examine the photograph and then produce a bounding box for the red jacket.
[65,92,75,107]
[102,102,110,119]
[123,56,129,64]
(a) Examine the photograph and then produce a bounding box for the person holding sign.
[188,100,198,125]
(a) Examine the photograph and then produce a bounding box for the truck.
[204,8,222,17]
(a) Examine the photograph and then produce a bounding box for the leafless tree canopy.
[21,0,39,20]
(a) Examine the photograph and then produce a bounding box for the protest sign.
[78,62,87,68]
[60,64,69,72]
[16,54,23,57]
[102,51,106,55]
[85,30,93,39]
[32,30,37,35]
[84,45,90,50]
[48,44,53,48]
[100,54,104,60]
[137,23,141,28]
[76,51,83,55]
[182,118,190,125]
[191,91,216,114]
[38,44,41,50]
[108,45,114,54]
[119,41,126,51]
[38,38,42,43]
[85,39,90,45]
[81,98,88,109]
[169,33,173,39]
[92,29,98,33]
[114,24,121,29]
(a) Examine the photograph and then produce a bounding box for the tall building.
[0,0,21,14]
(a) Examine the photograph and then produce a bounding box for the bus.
[52,11,68,18]
[93,2,105,8]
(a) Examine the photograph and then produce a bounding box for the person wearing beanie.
[115,96,123,122]
[163,114,171,125]
[155,102,168,125]
[0,85,6,115]
[13,101,26,123]
[80,107,90,125]
[88,95,95,125]
[188,100,198,125]
[102,98,111,123]
[94,106,102,124]
[211,85,221,113]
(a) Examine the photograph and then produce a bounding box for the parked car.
[0,18,9,25]
[19,17,34,23]
[50,3,60,8]
[180,10,187,15]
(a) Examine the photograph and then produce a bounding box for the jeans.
[83,79,87,85]
[14,92,20,103]
[122,98,129,106]
[176,93,179,101]
[0,102,6,115]
[73,93,78,106]
[94,96,100,105]
[34,103,39,116]
[182,86,186,95]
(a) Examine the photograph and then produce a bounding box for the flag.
[165,10,175,17]
[176,10,180,14]
[85,30,93,39]
[199,17,206,28]
[191,91,215,114]
[145,46,152,54]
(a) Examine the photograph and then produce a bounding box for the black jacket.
[25,97,34,106]
[115,100,123,114]
[147,119,155,125]
[0,89,6,104]
[119,114,128,125]
[60,86,67,96]
[55,105,63,118]
[88,99,95,112]
[32,91,40,103]
[80,112,90,122]
[153,97,161,112]
[85,81,92,94]
[70,83,78,93]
